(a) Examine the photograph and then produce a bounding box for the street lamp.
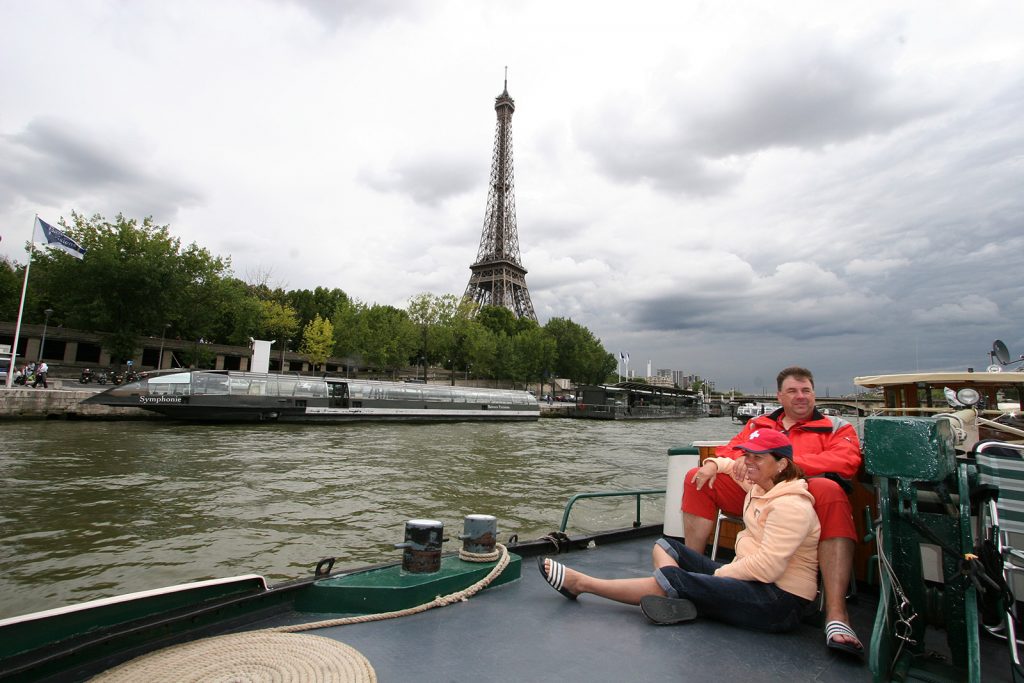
[280,339,289,374]
[38,308,53,363]
[157,323,170,370]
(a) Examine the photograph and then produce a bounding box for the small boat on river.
[732,401,781,423]
[82,370,539,423]
[573,382,704,419]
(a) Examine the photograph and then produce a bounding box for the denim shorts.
[653,537,809,633]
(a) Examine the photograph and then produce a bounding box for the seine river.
[0,416,740,619]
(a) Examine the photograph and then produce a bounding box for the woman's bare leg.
[652,542,680,570]
[544,558,666,605]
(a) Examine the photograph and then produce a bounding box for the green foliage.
[462,324,498,378]
[287,287,349,334]
[476,305,518,337]
[28,213,230,362]
[512,326,557,386]
[179,340,217,369]
[407,292,462,369]
[299,314,335,371]
[259,299,300,346]
[0,256,21,321]
[543,317,616,387]
[360,304,416,377]
[332,297,366,361]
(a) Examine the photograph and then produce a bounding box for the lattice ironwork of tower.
[463,78,537,322]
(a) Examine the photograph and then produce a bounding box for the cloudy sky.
[2,1,1023,394]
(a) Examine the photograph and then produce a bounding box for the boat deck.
[241,535,1012,682]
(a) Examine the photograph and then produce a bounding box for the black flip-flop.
[640,595,698,625]
[537,556,577,600]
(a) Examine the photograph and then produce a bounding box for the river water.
[0,416,740,619]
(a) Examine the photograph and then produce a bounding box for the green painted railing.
[558,447,699,532]
[559,489,665,532]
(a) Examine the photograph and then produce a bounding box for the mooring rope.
[273,543,510,632]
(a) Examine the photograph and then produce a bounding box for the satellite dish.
[994,340,1011,365]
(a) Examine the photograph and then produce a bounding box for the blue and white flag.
[34,216,86,260]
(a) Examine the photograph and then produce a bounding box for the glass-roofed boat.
[82,370,539,423]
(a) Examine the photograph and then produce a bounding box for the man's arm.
[713,421,757,458]
[794,422,862,479]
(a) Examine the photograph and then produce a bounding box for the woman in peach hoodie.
[538,428,820,633]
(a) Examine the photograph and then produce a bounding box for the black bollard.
[395,519,445,573]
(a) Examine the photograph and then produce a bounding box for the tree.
[476,305,518,337]
[512,326,557,390]
[299,314,334,372]
[544,317,615,388]
[0,257,21,321]
[287,287,349,334]
[259,299,299,347]
[332,297,366,368]
[28,212,230,363]
[462,324,498,379]
[407,292,461,378]
[360,304,416,378]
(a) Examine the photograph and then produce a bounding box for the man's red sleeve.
[714,422,756,459]
[794,423,862,479]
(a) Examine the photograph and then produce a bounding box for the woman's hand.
[691,460,719,490]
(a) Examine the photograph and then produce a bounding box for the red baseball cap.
[732,428,793,460]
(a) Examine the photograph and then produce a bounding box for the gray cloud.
[0,118,203,222]
[688,46,946,156]
[279,0,427,28]
[358,154,482,207]
[578,37,947,198]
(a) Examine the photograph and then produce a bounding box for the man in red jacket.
[682,366,863,658]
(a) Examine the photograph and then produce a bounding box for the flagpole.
[6,218,36,388]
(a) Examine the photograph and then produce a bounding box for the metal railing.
[559,489,666,532]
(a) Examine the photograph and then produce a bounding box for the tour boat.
[82,370,540,423]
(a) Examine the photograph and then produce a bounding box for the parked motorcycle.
[96,369,109,385]
[79,368,94,384]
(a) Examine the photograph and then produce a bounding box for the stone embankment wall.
[0,386,152,420]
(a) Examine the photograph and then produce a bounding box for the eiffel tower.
[463,76,537,321]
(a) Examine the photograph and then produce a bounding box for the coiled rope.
[89,544,510,682]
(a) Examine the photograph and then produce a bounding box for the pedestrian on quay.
[32,361,49,389]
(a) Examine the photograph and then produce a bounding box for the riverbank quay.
[0,385,150,420]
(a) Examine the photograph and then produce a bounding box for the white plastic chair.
[974,440,1024,681]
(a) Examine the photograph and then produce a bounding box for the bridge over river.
[713,394,884,417]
